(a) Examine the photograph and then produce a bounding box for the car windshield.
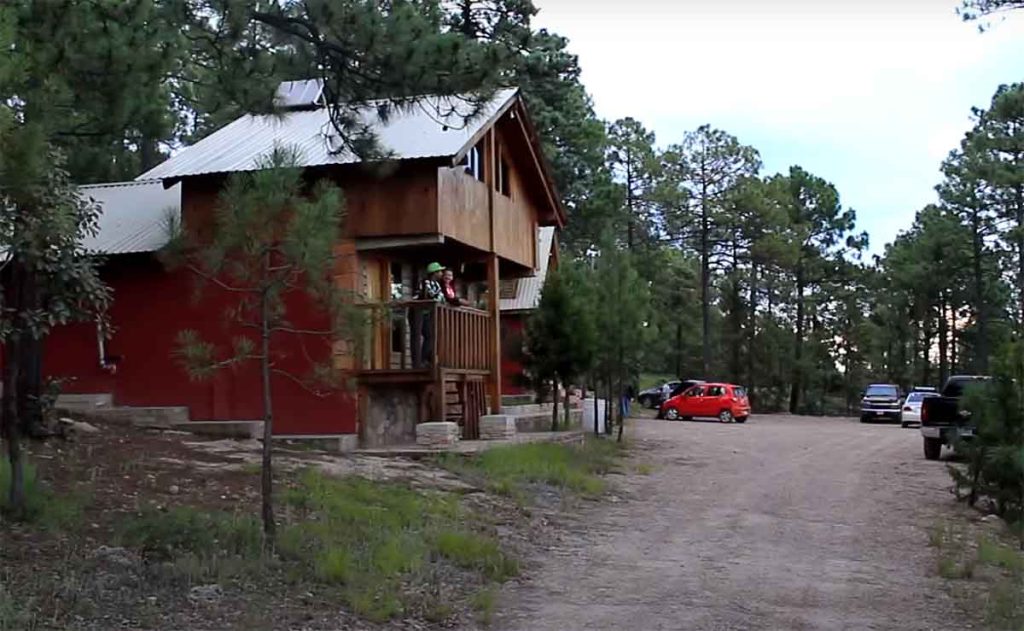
[865,385,898,397]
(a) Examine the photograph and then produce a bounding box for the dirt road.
[495,414,970,631]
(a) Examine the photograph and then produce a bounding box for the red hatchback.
[659,383,751,423]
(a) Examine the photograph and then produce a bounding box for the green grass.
[639,373,675,391]
[0,584,35,631]
[117,506,263,561]
[275,471,517,622]
[0,459,84,530]
[439,438,621,498]
[471,586,498,626]
[976,536,1024,576]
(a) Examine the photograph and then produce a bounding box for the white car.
[901,391,937,428]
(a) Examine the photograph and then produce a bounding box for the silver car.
[901,391,937,428]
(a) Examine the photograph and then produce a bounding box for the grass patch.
[471,586,498,626]
[635,463,655,475]
[117,506,262,561]
[937,553,975,580]
[0,459,84,530]
[276,471,516,622]
[439,438,620,498]
[0,584,36,631]
[976,536,1024,576]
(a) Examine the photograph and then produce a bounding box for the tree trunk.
[972,211,988,373]
[564,382,571,428]
[592,375,600,436]
[259,289,276,546]
[1017,185,1024,336]
[700,177,711,378]
[939,293,949,386]
[2,262,26,515]
[789,265,805,414]
[748,262,758,400]
[551,378,560,432]
[675,321,683,379]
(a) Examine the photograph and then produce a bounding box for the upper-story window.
[464,144,484,182]
[496,155,511,197]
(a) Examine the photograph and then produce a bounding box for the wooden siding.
[437,166,490,251]
[492,157,537,268]
[338,164,439,238]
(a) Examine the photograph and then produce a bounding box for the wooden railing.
[356,301,492,374]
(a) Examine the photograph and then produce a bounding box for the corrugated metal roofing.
[137,88,520,181]
[500,226,555,313]
[79,180,181,254]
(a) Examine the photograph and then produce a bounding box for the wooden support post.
[486,253,502,414]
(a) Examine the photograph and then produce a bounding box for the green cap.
[426,262,445,274]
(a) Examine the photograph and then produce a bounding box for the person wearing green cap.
[414,262,446,367]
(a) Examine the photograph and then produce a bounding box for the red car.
[659,383,751,423]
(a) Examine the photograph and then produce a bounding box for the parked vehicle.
[659,383,750,423]
[911,386,938,393]
[638,381,680,409]
[900,391,937,428]
[920,375,991,460]
[640,379,704,409]
[859,383,903,423]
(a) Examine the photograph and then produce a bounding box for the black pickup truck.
[920,375,990,460]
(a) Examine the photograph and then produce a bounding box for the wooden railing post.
[486,253,501,414]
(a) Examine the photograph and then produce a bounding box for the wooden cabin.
[42,83,564,447]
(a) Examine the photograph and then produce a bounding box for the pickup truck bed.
[920,376,988,460]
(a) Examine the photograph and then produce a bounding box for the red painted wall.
[43,254,356,435]
[500,314,527,395]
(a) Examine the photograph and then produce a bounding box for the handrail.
[355,301,492,373]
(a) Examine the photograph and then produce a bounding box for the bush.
[949,341,1024,534]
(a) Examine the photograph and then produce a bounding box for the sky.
[532,0,1024,255]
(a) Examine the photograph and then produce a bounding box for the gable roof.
[500,226,556,313]
[79,180,181,254]
[137,88,521,182]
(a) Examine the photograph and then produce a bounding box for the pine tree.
[167,147,356,545]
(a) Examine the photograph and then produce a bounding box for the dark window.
[685,386,704,397]
[464,144,484,182]
[707,385,726,397]
[733,387,747,399]
[865,385,898,397]
[497,155,511,196]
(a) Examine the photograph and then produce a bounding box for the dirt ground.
[494,414,973,631]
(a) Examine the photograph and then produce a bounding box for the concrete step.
[59,405,262,439]
[55,393,113,411]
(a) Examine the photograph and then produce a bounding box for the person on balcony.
[441,268,469,307]
[414,262,446,367]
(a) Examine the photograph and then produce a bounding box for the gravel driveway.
[494,414,970,631]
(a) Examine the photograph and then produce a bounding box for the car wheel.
[860,415,870,423]
[901,421,910,428]
[923,437,942,461]
[639,395,652,409]
[735,416,748,423]
[719,410,734,423]
[664,408,680,421]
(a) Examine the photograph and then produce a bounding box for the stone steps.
[512,409,583,433]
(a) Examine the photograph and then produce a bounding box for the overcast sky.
[532,0,1024,255]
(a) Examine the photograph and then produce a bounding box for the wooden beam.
[511,102,563,228]
[486,253,502,414]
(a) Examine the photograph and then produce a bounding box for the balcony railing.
[357,301,492,374]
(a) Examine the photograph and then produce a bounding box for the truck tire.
[923,437,942,461]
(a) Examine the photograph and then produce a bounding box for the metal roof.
[79,180,181,254]
[137,88,520,181]
[500,226,556,313]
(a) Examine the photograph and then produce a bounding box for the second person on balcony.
[415,262,447,367]
[442,268,469,307]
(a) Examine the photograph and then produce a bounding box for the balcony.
[357,301,493,378]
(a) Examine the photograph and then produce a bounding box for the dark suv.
[860,383,903,423]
